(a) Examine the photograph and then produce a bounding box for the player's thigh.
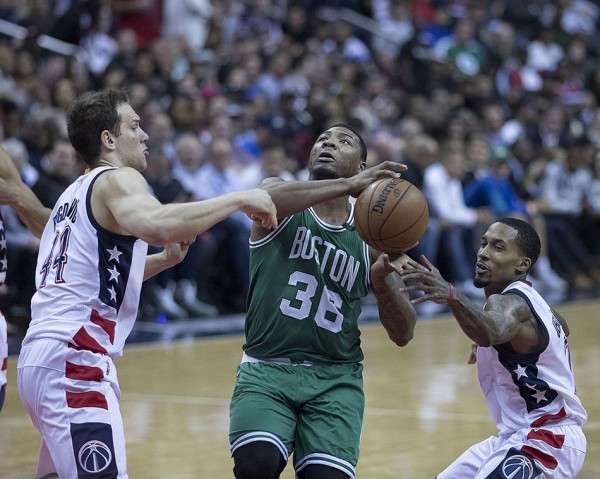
[18,349,127,478]
[230,362,298,455]
[294,363,364,476]
[477,426,586,479]
[437,436,497,479]
[440,426,586,479]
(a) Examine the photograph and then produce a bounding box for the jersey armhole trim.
[86,168,139,243]
[501,287,550,357]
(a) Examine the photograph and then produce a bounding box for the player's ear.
[516,256,531,273]
[358,161,366,172]
[101,130,116,151]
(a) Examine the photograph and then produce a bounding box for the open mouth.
[475,262,488,274]
[317,151,335,161]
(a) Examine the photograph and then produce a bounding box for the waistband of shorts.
[241,352,317,366]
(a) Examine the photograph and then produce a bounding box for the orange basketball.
[354,178,429,253]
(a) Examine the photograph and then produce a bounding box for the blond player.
[14,87,277,479]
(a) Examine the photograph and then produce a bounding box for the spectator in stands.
[538,136,599,294]
[110,0,162,49]
[162,0,213,54]
[196,137,253,311]
[31,138,82,208]
[464,145,568,299]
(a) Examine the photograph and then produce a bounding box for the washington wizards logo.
[501,454,535,479]
[78,440,112,473]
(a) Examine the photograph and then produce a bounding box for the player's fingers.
[379,161,408,172]
[419,255,439,272]
[261,213,278,229]
[410,295,428,305]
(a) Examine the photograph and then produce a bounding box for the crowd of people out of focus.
[2,0,600,326]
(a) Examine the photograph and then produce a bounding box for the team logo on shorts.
[78,440,113,473]
[501,454,535,479]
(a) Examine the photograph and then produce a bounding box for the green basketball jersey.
[243,205,371,364]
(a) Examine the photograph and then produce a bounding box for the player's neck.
[312,197,351,225]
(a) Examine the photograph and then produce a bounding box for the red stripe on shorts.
[65,361,104,381]
[1,357,6,371]
[66,391,108,409]
[521,445,558,469]
[69,326,107,354]
[530,407,566,427]
[90,309,116,345]
[527,428,565,448]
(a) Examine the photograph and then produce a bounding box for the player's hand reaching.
[399,254,455,305]
[241,189,278,229]
[347,161,408,197]
[371,253,399,282]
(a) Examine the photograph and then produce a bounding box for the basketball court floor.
[2,300,598,478]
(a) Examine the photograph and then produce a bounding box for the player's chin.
[473,278,487,288]
[310,164,338,179]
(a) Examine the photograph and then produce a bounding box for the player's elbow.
[389,326,415,347]
[390,331,414,347]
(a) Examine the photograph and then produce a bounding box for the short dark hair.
[329,123,367,162]
[67,88,129,166]
[496,217,541,267]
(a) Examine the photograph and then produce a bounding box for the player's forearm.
[261,179,351,218]
[449,294,508,346]
[132,192,247,246]
[12,184,51,239]
[143,251,178,281]
[372,274,416,347]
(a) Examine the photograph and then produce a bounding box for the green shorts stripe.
[230,431,288,460]
[296,453,356,478]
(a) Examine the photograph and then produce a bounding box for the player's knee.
[298,464,350,479]
[233,441,286,479]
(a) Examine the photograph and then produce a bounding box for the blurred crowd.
[2,0,600,325]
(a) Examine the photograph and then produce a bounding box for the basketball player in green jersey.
[229,124,417,479]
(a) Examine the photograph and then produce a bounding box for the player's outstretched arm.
[0,147,51,238]
[370,252,417,347]
[399,255,532,348]
[96,167,276,246]
[259,161,408,220]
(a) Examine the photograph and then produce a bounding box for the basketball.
[354,178,429,253]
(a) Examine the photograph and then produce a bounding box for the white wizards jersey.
[477,280,587,435]
[24,167,148,358]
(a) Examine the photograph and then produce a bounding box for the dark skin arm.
[0,147,51,238]
[370,252,417,347]
[400,255,540,352]
[251,160,407,240]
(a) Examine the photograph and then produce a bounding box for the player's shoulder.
[94,166,146,191]
[488,289,533,320]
